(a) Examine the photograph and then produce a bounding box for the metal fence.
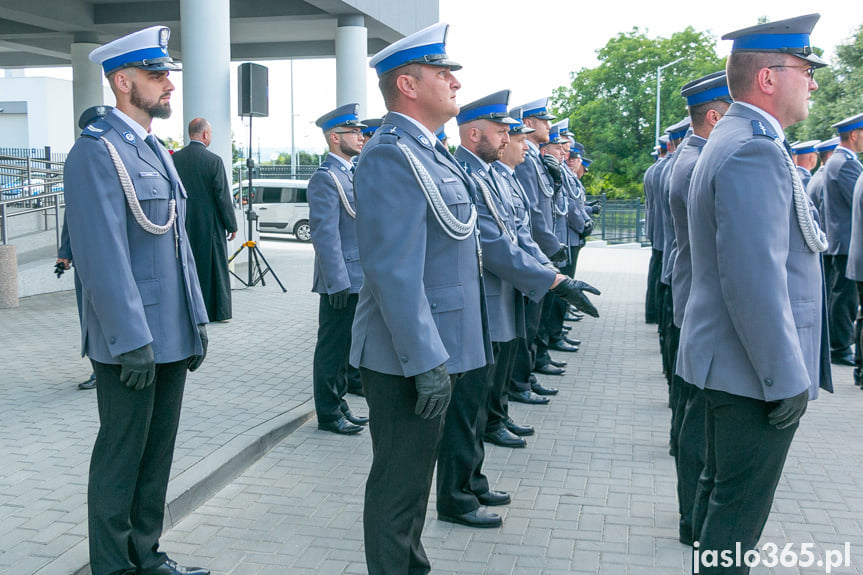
[233,164,321,183]
[586,194,646,245]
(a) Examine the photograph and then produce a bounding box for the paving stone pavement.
[3,241,863,574]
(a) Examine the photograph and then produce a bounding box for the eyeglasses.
[767,64,816,80]
[334,129,363,136]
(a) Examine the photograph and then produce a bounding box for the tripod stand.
[227,117,286,292]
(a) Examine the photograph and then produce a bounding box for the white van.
[233,178,311,241]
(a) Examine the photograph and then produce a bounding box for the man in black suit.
[173,117,238,322]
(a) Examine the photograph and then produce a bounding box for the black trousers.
[437,355,500,515]
[88,359,188,575]
[675,381,705,544]
[485,339,518,434]
[313,293,358,422]
[510,297,541,394]
[826,254,858,356]
[856,282,863,384]
[534,294,555,368]
[646,248,662,323]
[361,368,449,575]
[691,389,799,575]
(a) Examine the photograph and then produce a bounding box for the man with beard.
[677,15,832,573]
[309,103,369,434]
[436,91,599,528]
[64,26,210,575]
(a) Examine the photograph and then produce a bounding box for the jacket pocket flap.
[426,284,464,313]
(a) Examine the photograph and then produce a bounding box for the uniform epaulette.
[378,125,402,144]
[751,120,775,139]
[80,118,112,139]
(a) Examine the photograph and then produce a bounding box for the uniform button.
[110,336,116,344]
[529,290,536,296]
[431,303,438,310]
[152,188,157,196]
[457,195,463,200]
[764,378,774,386]
[400,355,409,363]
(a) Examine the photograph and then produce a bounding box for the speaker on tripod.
[227,63,286,292]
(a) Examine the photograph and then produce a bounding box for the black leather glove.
[414,364,451,419]
[551,278,601,318]
[541,153,563,187]
[768,389,808,429]
[550,246,568,266]
[119,344,156,391]
[54,262,66,278]
[591,204,602,215]
[583,220,595,236]
[188,324,208,372]
[329,289,350,310]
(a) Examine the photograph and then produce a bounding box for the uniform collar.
[836,145,859,159]
[460,146,491,172]
[494,160,515,176]
[735,101,785,141]
[390,112,439,148]
[327,152,354,171]
[111,107,150,142]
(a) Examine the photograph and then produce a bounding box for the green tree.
[552,27,723,198]
[787,25,863,142]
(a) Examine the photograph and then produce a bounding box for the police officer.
[64,26,210,575]
[352,23,491,574]
[824,113,863,366]
[309,104,369,434]
[360,118,382,144]
[846,160,863,387]
[791,139,821,189]
[676,15,832,572]
[809,136,839,219]
[644,138,667,324]
[667,71,731,546]
[513,98,570,377]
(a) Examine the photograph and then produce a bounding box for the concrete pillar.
[180,0,233,181]
[71,36,104,137]
[335,14,367,117]
[0,245,18,308]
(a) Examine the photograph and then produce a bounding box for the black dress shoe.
[531,381,559,396]
[548,358,567,368]
[77,374,96,390]
[561,325,571,332]
[564,313,582,322]
[562,336,581,346]
[534,364,565,376]
[140,559,210,575]
[343,410,369,426]
[503,417,535,436]
[508,389,550,405]
[318,416,363,435]
[548,340,578,353]
[832,353,856,366]
[483,427,526,448]
[438,508,502,528]
[476,490,511,506]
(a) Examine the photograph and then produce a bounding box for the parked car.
[231,178,311,242]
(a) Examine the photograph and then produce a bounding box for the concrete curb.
[33,403,315,575]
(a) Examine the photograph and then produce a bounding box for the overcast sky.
[27,0,863,156]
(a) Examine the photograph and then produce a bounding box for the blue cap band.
[837,119,863,133]
[374,42,446,76]
[362,126,378,135]
[523,106,548,117]
[659,141,668,150]
[669,128,688,140]
[732,32,810,53]
[686,85,732,107]
[456,103,508,124]
[102,45,169,73]
[321,113,359,132]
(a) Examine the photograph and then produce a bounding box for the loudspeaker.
[238,63,269,117]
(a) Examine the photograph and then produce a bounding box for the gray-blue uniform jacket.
[660,142,685,285]
[563,165,588,247]
[455,147,555,343]
[677,102,831,401]
[350,112,492,377]
[844,173,863,281]
[649,157,668,251]
[493,162,551,266]
[551,166,570,250]
[668,134,706,328]
[308,153,363,295]
[514,142,563,258]
[796,165,812,190]
[643,161,658,243]
[807,167,827,228]
[823,147,863,255]
[64,111,208,365]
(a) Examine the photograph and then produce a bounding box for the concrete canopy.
[0,0,439,68]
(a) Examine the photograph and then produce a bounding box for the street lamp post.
[655,57,685,146]
[290,59,297,179]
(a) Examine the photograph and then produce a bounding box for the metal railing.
[0,153,66,247]
[586,194,645,245]
[0,188,65,247]
[233,164,321,183]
